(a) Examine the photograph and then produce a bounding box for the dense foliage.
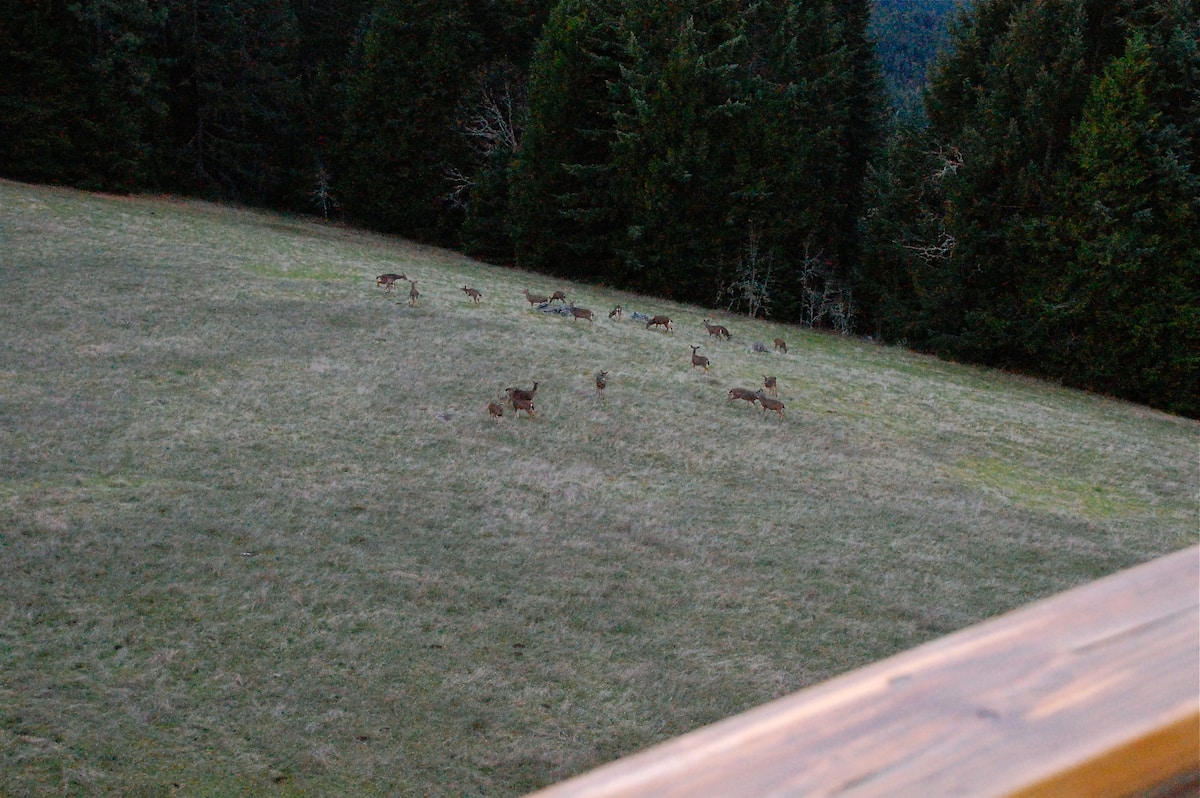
[1,0,1195,415]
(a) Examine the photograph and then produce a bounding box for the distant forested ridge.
[1,0,1195,416]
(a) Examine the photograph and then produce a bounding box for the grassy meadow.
[1,179,1196,795]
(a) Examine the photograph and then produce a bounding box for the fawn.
[755,389,785,419]
[568,304,595,326]
[488,402,504,421]
[522,288,548,306]
[702,319,731,340]
[690,346,711,372]
[763,375,778,397]
[376,273,406,292]
[727,387,758,405]
[774,338,788,353]
[408,280,420,306]
[462,286,482,303]
[510,396,536,419]
[506,382,538,403]
[595,370,608,396]
[549,290,568,304]
[646,315,673,332]
[608,305,623,320]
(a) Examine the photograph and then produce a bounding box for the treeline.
[1,0,1196,416]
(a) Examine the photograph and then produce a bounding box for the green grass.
[1,179,1196,795]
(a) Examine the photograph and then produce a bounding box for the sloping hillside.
[1,180,1195,795]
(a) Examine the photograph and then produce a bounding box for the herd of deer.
[377,273,790,422]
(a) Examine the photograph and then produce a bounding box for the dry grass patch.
[1,179,1196,795]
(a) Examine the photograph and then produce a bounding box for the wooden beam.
[528,546,1200,798]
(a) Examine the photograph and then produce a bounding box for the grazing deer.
[568,304,595,326]
[506,381,538,403]
[608,305,623,320]
[646,315,673,332]
[763,375,778,397]
[549,290,568,304]
[727,387,758,405]
[755,389,785,419]
[376,273,406,292]
[408,280,420,306]
[595,370,608,396]
[702,319,731,340]
[488,402,504,422]
[690,346,711,372]
[462,286,482,303]
[522,288,548,306]
[774,337,788,353]
[510,396,536,419]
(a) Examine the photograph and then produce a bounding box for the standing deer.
[702,319,731,340]
[568,304,595,326]
[462,286,482,303]
[646,315,673,332]
[376,273,406,292]
[763,375,778,397]
[408,280,420,306]
[549,290,568,304]
[510,396,536,419]
[506,382,538,403]
[774,338,788,353]
[595,370,608,396]
[690,346,711,372]
[488,402,504,422]
[522,288,548,307]
[755,390,785,419]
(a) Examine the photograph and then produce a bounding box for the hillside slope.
[1,180,1195,795]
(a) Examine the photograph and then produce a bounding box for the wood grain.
[528,546,1200,798]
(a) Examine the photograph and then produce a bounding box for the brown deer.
[487,402,504,422]
[595,370,608,396]
[774,337,788,353]
[690,346,711,372]
[522,288,548,306]
[376,273,406,292]
[408,280,420,306]
[462,286,482,303]
[506,381,538,403]
[755,389,785,419]
[702,319,731,340]
[763,375,778,397]
[646,315,673,332]
[727,387,758,405]
[549,290,568,304]
[568,304,595,326]
[510,396,536,419]
[608,305,623,320]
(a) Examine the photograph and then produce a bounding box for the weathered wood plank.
[528,546,1200,798]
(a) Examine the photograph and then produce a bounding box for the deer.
[522,288,549,307]
[462,286,482,303]
[702,319,731,340]
[755,389,785,419]
[408,280,420,306]
[595,370,608,396]
[488,402,504,422]
[608,305,623,320]
[774,337,788,353]
[510,396,536,419]
[568,304,595,326]
[376,273,406,292]
[646,315,673,332]
[549,289,568,304]
[763,375,778,397]
[506,381,538,403]
[690,346,711,372]
[727,387,758,405]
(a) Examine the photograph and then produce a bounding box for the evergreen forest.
[2,0,1196,416]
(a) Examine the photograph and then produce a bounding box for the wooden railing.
[528,546,1200,798]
